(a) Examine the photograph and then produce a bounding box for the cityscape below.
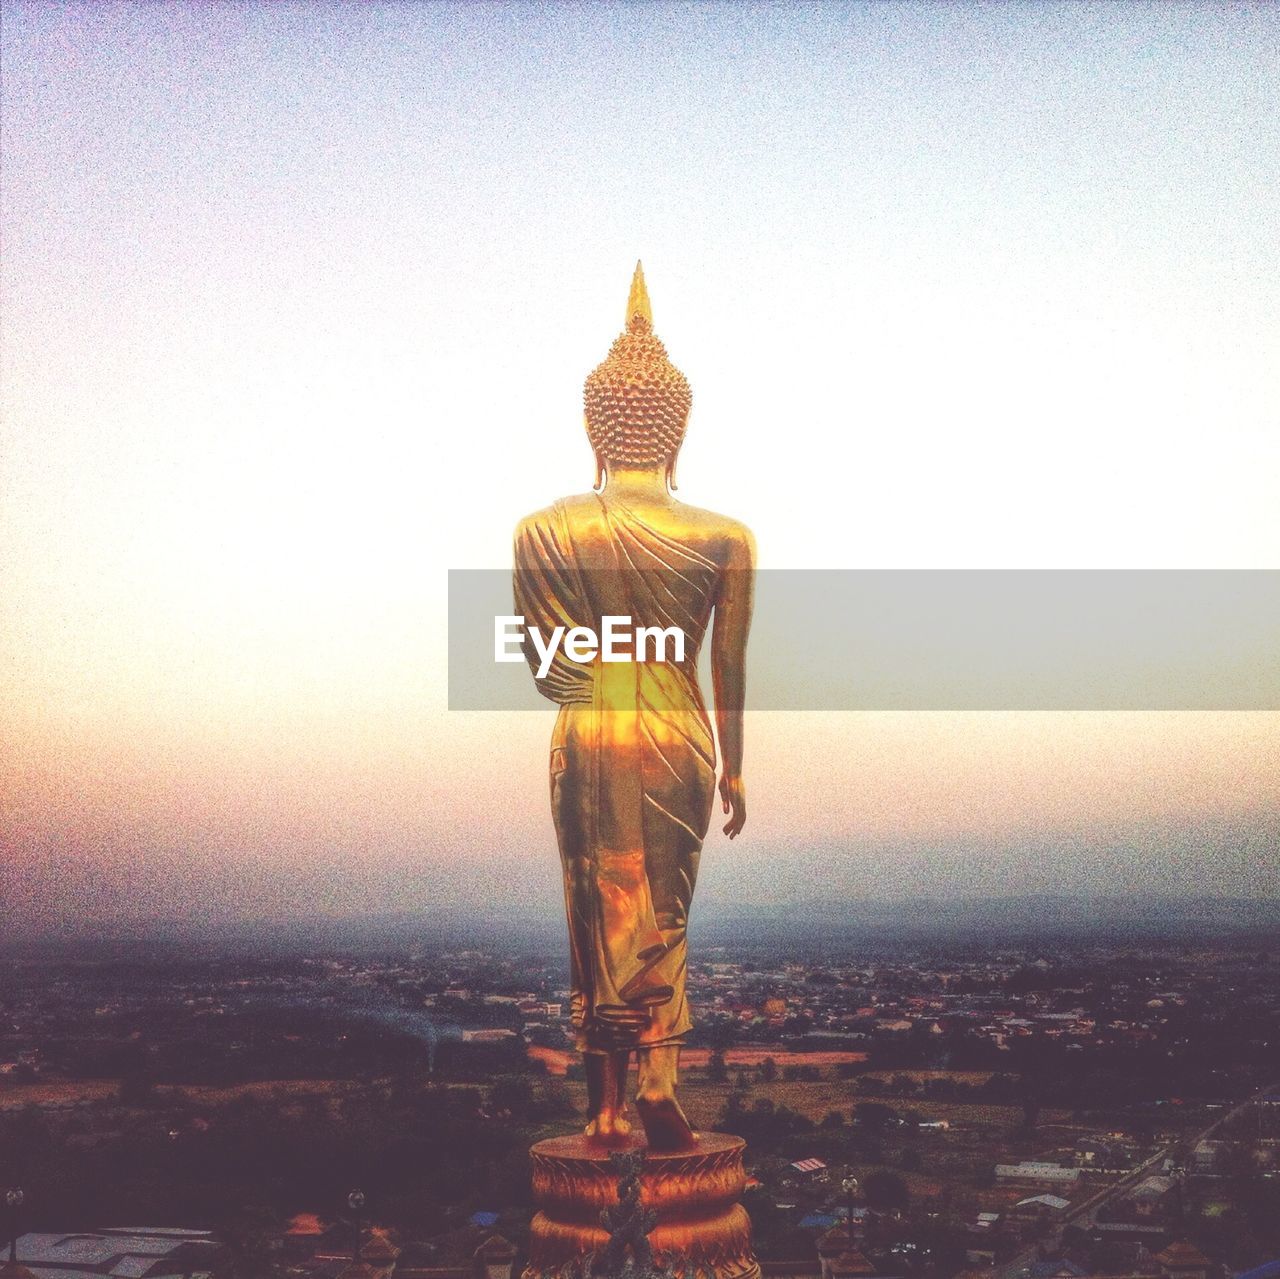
[2,3,1275,1279]
[2,902,1276,1279]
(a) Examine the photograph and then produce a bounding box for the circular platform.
[524,1132,759,1279]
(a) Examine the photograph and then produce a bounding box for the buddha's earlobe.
[665,453,679,493]
[593,450,606,493]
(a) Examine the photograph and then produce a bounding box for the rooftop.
[10,1227,220,1278]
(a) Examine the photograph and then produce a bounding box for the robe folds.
[514,495,719,1051]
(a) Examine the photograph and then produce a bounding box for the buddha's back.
[545,489,749,653]
[510,263,754,1153]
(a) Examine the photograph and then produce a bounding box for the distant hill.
[696,892,1279,949]
[2,894,1275,960]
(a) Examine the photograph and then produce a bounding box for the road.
[993,1080,1276,1278]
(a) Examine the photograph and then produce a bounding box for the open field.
[859,1069,995,1086]
[0,1078,355,1111]
[532,1074,1073,1135]
[0,1079,121,1110]
[528,1045,868,1076]
[2,1071,1061,1134]
[158,1079,359,1105]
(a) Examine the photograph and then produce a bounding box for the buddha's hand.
[719,774,746,840]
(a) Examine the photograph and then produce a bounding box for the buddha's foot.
[584,1107,633,1145]
[635,1088,695,1150]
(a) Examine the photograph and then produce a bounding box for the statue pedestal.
[524,1133,760,1279]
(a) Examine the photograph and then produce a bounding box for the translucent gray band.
[449,570,1280,711]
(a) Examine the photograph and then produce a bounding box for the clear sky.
[2,1,1277,931]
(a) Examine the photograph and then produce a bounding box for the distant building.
[11,1227,223,1277]
[873,1019,912,1035]
[361,1228,403,1270]
[798,1213,839,1231]
[995,1161,1081,1185]
[1235,1260,1280,1279]
[1074,1136,1133,1167]
[815,1228,895,1279]
[1127,1173,1177,1218]
[1154,1239,1213,1279]
[283,1212,330,1261]
[472,1233,517,1279]
[1087,1219,1169,1246]
[1021,1262,1087,1279]
[1011,1193,1069,1228]
[965,1211,1002,1263]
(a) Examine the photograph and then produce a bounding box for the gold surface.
[583,261,691,475]
[524,1134,760,1279]
[624,259,652,329]
[513,267,755,1152]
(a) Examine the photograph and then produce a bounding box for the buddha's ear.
[665,451,679,493]
[586,415,606,492]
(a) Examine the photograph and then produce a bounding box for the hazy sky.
[2,2,1277,931]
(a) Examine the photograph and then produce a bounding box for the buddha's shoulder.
[514,494,612,555]
[513,496,581,537]
[515,493,754,564]
[671,502,756,559]
[554,492,607,517]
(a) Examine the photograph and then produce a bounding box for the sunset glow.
[3,2,1277,932]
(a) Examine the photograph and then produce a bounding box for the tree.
[118,1067,156,1108]
[862,1170,909,1214]
[722,1090,749,1124]
[211,1205,283,1279]
[707,1049,729,1084]
[759,1057,778,1083]
[541,1079,576,1118]
[853,1101,898,1133]
[1021,1096,1040,1131]
[490,1076,535,1117]
[784,1065,821,1082]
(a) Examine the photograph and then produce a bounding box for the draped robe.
[514,494,719,1051]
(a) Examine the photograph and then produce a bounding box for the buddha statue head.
[584,262,691,491]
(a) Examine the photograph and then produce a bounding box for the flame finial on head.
[625,260,653,333]
[584,262,691,474]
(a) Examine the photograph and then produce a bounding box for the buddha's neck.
[602,465,670,499]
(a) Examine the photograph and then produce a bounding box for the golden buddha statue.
[514,263,755,1151]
